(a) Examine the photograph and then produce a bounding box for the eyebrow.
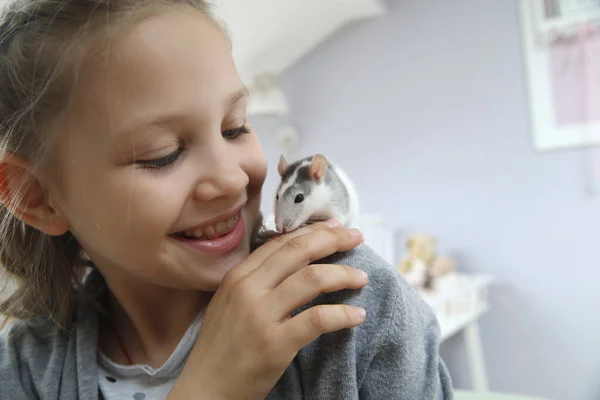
[228,87,250,107]
[113,86,250,141]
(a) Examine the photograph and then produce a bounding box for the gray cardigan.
[0,246,454,399]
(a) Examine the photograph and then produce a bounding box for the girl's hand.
[168,220,367,400]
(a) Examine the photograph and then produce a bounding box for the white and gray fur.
[274,155,359,232]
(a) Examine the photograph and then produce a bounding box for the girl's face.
[50,9,267,291]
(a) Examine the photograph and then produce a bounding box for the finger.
[251,227,364,287]
[255,219,342,261]
[277,304,366,350]
[234,219,342,276]
[269,264,368,319]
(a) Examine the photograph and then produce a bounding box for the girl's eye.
[222,124,251,140]
[136,147,184,170]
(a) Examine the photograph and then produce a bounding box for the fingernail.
[358,269,368,280]
[326,219,341,228]
[348,228,362,238]
[355,307,366,320]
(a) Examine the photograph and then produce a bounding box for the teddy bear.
[397,233,455,290]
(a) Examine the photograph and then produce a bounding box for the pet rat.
[274,153,359,233]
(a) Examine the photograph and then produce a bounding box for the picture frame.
[519,0,600,151]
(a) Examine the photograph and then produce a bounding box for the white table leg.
[464,320,489,392]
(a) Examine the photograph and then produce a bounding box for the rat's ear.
[0,154,70,236]
[277,154,288,176]
[310,154,328,183]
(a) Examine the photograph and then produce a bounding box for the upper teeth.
[182,214,238,239]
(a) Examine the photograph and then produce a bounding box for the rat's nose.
[276,219,293,233]
[282,219,293,232]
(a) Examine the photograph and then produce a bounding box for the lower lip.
[173,212,245,253]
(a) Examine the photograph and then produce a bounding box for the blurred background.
[212,1,600,399]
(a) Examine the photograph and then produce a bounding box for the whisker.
[305,217,328,225]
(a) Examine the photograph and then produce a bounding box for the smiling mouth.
[174,212,240,241]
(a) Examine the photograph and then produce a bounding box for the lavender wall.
[255,1,600,399]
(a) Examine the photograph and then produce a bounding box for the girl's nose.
[193,151,249,202]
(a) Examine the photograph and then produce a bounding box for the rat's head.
[274,154,330,233]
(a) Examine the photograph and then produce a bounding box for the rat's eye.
[294,194,304,203]
[276,194,279,200]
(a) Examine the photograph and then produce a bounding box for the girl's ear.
[277,154,288,177]
[309,154,328,183]
[0,154,70,236]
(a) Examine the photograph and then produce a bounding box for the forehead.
[64,8,242,146]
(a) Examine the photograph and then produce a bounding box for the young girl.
[0,1,454,399]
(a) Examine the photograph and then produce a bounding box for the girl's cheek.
[244,139,268,185]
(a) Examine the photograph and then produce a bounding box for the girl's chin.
[184,245,251,288]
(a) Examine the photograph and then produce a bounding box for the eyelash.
[222,124,251,140]
[136,125,251,170]
[137,147,184,170]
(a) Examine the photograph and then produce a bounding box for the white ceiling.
[0,0,384,85]
[208,0,385,85]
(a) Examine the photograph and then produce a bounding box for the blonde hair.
[0,0,215,331]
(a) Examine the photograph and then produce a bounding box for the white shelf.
[417,273,494,342]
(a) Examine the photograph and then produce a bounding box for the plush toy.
[397,233,455,290]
